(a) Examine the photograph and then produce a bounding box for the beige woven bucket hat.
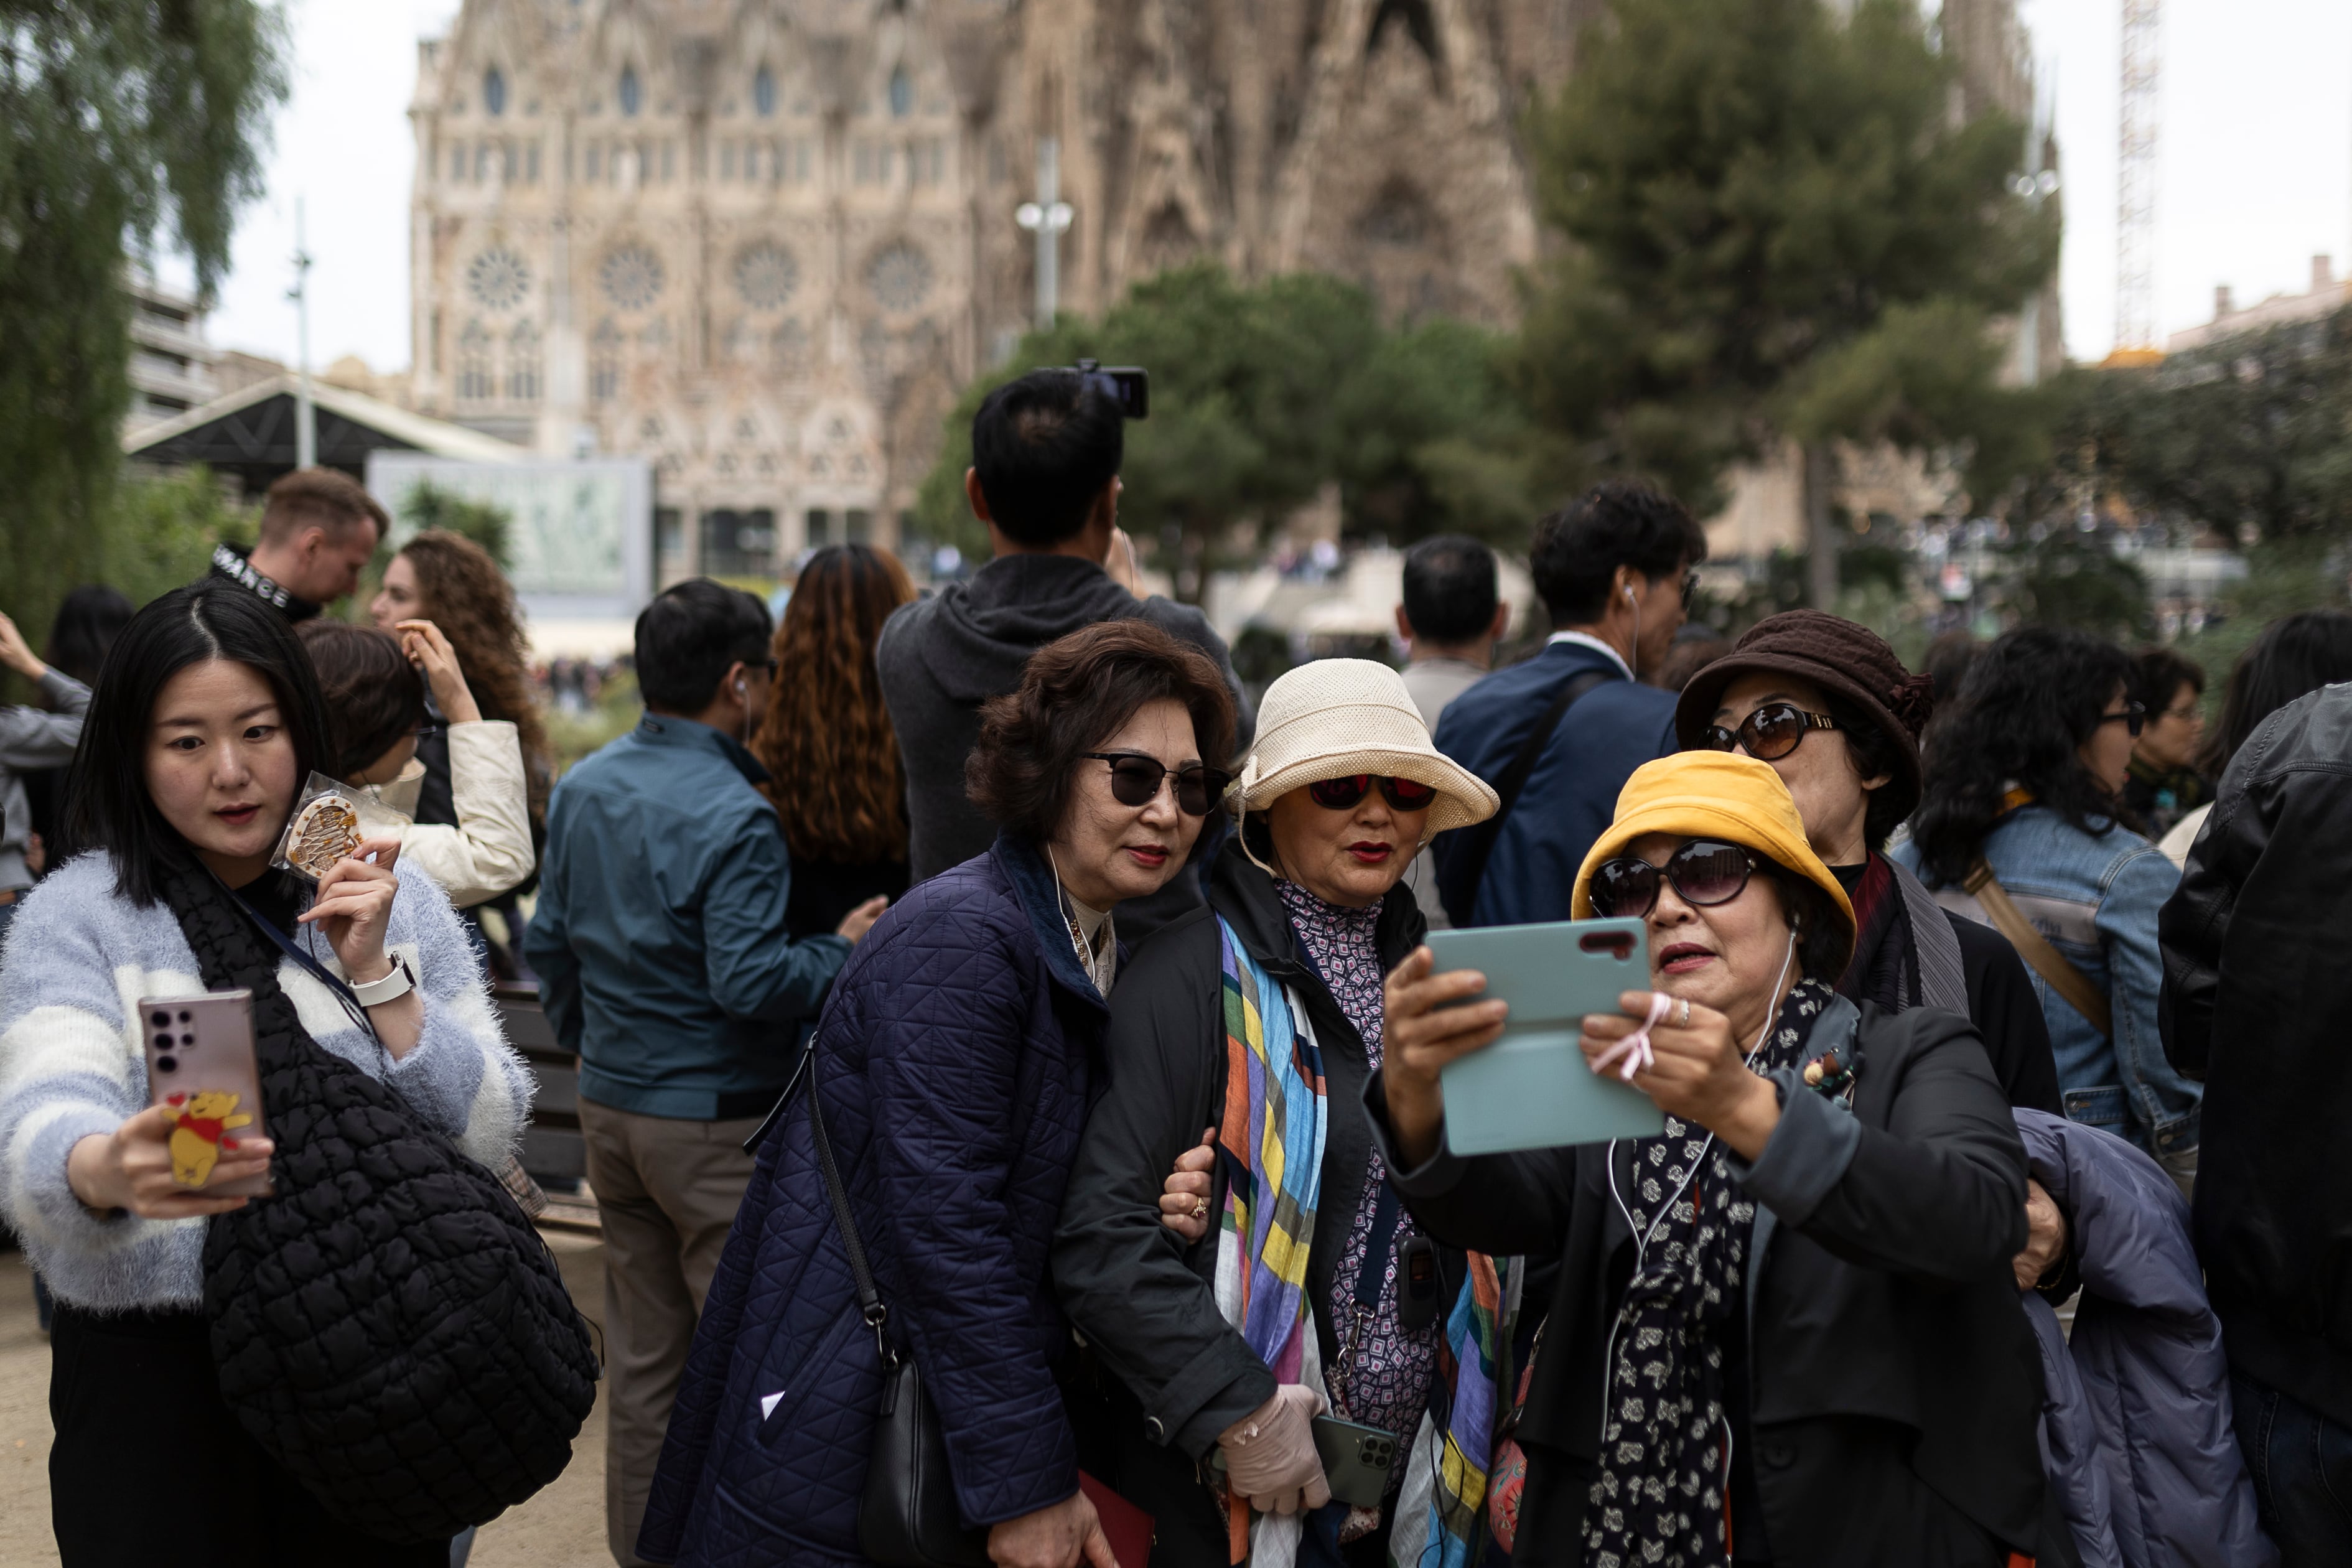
[1228,659,1499,841]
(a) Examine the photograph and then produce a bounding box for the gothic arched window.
[483,68,506,116]
[754,66,777,118]
[888,68,912,118]
[590,320,623,402]
[506,322,541,403]
[618,66,642,118]
[457,320,492,401]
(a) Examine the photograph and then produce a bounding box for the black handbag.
[805,1045,992,1568]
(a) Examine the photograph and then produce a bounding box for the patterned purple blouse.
[1276,880,1438,1492]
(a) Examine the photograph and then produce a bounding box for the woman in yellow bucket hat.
[1373,750,2060,1566]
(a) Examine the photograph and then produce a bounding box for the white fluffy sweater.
[0,852,534,1312]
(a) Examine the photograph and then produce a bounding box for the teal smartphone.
[1423,917,1666,1155]
[1310,1414,1398,1510]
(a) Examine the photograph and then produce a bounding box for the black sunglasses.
[1590,839,1760,920]
[2096,701,2147,739]
[1082,752,1230,817]
[1698,702,1838,762]
[1305,774,1440,812]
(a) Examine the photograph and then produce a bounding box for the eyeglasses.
[1678,569,1701,603]
[1305,774,1440,813]
[1697,703,1839,762]
[1589,839,1760,920]
[2096,701,2148,739]
[1082,752,1231,817]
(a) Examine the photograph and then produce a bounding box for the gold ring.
[1192,1200,1209,1220]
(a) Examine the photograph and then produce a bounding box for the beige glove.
[1217,1384,1333,1516]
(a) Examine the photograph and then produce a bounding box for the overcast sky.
[184,0,2351,372]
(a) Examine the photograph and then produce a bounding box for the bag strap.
[805,1042,898,1366]
[1447,668,1612,915]
[1962,860,2113,1040]
[1353,1181,1404,1312]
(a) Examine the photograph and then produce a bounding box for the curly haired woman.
[370,530,553,974]
[368,529,554,838]
[751,544,918,938]
[1897,627,2199,1185]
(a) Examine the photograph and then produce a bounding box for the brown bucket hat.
[1671,610,1939,823]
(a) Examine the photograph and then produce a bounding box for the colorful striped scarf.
[1212,915,1330,1563]
[1208,916,1515,1568]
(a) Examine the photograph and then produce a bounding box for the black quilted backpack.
[162,866,600,1544]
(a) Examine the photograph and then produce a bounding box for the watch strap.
[350,954,416,1009]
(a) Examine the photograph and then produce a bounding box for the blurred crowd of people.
[3,368,2351,1568]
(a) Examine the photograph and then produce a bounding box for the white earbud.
[735,678,747,698]
[1625,586,1637,603]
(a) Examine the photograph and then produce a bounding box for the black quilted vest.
[160,864,599,1543]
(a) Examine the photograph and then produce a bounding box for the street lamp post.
[1015,138,1073,331]
[289,195,316,470]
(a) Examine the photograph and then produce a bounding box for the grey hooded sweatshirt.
[875,553,1251,929]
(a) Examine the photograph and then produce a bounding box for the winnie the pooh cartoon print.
[164,1090,254,1188]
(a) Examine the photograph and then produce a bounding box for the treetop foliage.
[913,263,1534,599]
[1514,0,2058,514]
[0,0,289,637]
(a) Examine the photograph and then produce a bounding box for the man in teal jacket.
[527,578,884,1567]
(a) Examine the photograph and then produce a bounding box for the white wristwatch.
[350,954,416,1009]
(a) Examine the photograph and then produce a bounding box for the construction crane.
[2114,0,2161,355]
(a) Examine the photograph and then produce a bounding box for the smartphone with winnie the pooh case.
[139,989,273,1199]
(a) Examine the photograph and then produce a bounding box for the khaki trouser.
[579,1099,766,1568]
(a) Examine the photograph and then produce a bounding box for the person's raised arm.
[1368,946,1582,1259]
[699,811,853,1024]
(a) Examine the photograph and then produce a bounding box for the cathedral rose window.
[466,248,532,312]
[735,243,800,310]
[600,245,666,310]
[866,241,933,312]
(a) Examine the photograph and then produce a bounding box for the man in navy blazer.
[1432,482,1708,926]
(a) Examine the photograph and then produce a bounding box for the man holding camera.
[877,366,1249,931]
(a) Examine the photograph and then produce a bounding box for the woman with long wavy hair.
[752,544,918,938]
[369,531,554,830]
[1895,626,2200,1187]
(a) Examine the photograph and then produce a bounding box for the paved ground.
[0,1231,617,1568]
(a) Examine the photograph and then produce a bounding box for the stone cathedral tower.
[406,0,2037,578]
[406,0,1586,577]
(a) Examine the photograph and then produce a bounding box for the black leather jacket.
[2160,683,2352,1426]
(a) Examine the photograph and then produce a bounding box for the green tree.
[2053,307,2352,546]
[913,264,1533,599]
[1514,0,2057,608]
[2000,528,2154,642]
[0,1,287,637]
[398,478,515,569]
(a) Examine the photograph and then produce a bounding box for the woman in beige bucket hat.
[1054,660,1501,1563]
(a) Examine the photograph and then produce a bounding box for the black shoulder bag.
[1438,668,1612,918]
[805,1042,991,1568]
[159,864,599,1544]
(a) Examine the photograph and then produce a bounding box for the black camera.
[1045,358,1149,420]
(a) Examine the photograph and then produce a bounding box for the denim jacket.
[1895,806,2199,1155]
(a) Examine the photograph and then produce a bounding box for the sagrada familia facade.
[404,0,2043,577]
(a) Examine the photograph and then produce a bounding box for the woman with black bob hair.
[1897,626,2200,1182]
[0,581,536,1564]
[643,618,1237,1568]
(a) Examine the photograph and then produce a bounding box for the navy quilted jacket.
[640,834,1110,1567]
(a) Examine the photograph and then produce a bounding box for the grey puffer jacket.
[2016,1109,2274,1568]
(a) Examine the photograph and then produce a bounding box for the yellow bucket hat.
[1570,752,1855,945]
